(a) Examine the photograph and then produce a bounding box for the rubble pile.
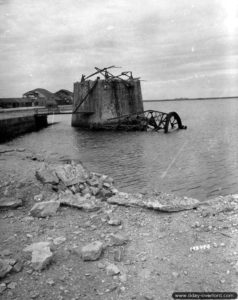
[35,162,117,211]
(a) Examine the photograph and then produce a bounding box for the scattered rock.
[0,259,13,279]
[46,278,55,286]
[113,248,124,262]
[23,242,54,271]
[106,263,120,276]
[35,164,59,185]
[119,273,127,283]
[0,198,22,209]
[7,282,17,289]
[1,249,12,257]
[97,262,105,269]
[53,236,66,245]
[109,233,129,246]
[0,283,7,294]
[30,292,40,299]
[81,241,103,261]
[172,271,179,278]
[30,201,60,218]
[108,217,121,226]
[34,194,44,202]
[12,261,23,273]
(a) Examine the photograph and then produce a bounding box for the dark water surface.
[6,98,238,200]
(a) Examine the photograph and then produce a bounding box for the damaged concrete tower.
[71,67,144,129]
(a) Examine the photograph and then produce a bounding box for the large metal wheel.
[164,112,183,133]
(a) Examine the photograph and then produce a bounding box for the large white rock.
[23,242,53,271]
[81,241,103,261]
[30,201,60,217]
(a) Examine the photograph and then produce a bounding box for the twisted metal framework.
[106,110,187,133]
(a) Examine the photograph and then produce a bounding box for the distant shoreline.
[144,96,238,102]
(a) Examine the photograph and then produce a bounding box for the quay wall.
[0,107,48,143]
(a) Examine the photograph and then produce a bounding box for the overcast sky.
[0,0,238,99]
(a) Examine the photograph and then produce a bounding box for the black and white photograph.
[0,0,238,299]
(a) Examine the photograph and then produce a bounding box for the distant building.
[54,89,73,105]
[23,88,58,107]
[0,98,33,109]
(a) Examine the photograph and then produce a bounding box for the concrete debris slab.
[53,236,66,245]
[30,201,60,218]
[199,194,238,215]
[35,164,59,185]
[107,193,143,207]
[81,241,103,261]
[7,282,17,289]
[59,192,100,211]
[107,217,121,226]
[0,259,13,279]
[145,194,200,212]
[106,263,120,276]
[109,233,129,246]
[0,283,7,293]
[23,242,53,271]
[54,163,89,186]
[0,197,22,209]
[107,192,200,212]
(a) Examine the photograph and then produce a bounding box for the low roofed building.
[54,89,73,105]
[0,98,33,108]
[23,88,58,107]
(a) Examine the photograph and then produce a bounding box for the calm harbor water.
[5,98,238,201]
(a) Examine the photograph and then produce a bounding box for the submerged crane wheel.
[164,112,183,133]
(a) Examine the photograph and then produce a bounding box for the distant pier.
[0,106,72,143]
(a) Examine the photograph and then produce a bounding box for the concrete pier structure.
[71,78,144,129]
[0,107,48,143]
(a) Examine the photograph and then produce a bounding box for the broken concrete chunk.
[59,192,100,211]
[81,241,103,261]
[12,261,23,273]
[0,282,7,293]
[107,217,121,226]
[107,192,200,212]
[109,233,129,246]
[23,242,53,271]
[54,163,89,186]
[199,194,238,216]
[30,201,60,218]
[0,259,13,279]
[0,198,22,209]
[145,195,200,212]
[106,263,120,276]
[35,164,59,185]
[53,236,66,245]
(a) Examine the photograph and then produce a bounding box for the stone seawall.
[0,113,47,143]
